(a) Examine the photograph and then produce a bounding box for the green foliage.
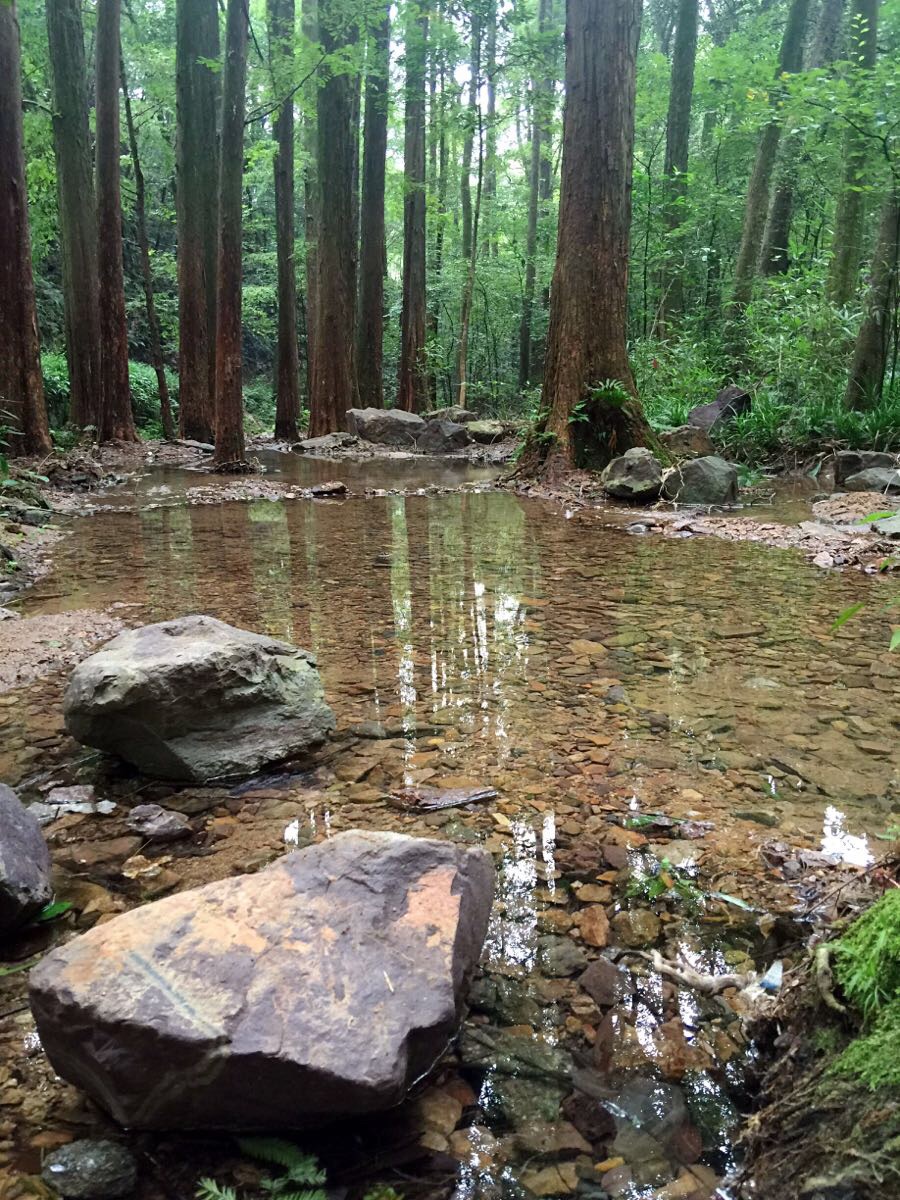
[627,856,704,911]
[41,352,179,434]
[195,1141,326,1200]
[833,891,900,1022]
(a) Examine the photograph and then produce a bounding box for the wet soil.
[1,451,899,1200]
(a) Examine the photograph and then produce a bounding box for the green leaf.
[36,900,73,923]
[890,629,900,653]
[831,602,865,632]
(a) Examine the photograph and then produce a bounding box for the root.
[624,948,753,995]
[814,943,848,1014]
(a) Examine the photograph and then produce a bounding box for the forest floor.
[1,441,899,1200]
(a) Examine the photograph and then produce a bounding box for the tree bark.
[398,0,428,414]
[460,13,482,262]
[268,0,301,439]
[844,188,899,408]
[356,2,390,410]
[0,0,51,457]
[213,0,249,468]
[302,0,318,407]
[827,0,879,306]
[484,0,498,258]
[538,0,653,472]
[45,0,100,432]
[458,109,483,409]
[96,0,137,442]
[727,0,810,340]
[176,0,220,442]
[657,0,699,330]
[121,58,176,441]
[308,0,359,435]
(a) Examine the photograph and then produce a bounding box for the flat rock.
[126,804,191,842]
[661,456,738,507]
[345,407,426,446]
[833,449,898,486]
[0,783,52,934]
[292,432,359,454]
[601,448,662,501]
[30,830,494,1130]
[63,615,335,783]
[842,467,900,494]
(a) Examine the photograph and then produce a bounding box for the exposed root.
[814,943,848,1014]
[624,948,754,995]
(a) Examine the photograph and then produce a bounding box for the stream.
[1,452,898,1200]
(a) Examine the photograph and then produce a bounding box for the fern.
[236,1139,325,1184]
[196,1181,238,1200]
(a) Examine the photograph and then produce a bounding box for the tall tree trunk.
[427,1,450,406]
[727,0,810,345]
[398,0,428,413]
[308,0,358,435]
[460,13,482,262]
[302,0,318,408]
[268,0,300,440]
[657,0,699,330]
[827,0,879,306]
[356,2,390,410]
[518,78,543,390]
[538,0,653,472]
[761,0,845,277]
[121,59,176,441]
[0,0,51,457]
[45,0,100,432]
[484,0,498,258]
[96,0,137,442]
[458,110,483,409]
[213,0,249,468]
[844,188,899,408]
[176,0,219,442]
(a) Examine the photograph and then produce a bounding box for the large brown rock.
[29,831,495,1130]
[63,615,335,782]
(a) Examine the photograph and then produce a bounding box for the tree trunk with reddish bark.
[356,2,390,410]
[397,0,428,413]
[844,189,900,409]
[176,0,219,442]
[538,0,653,472]
[96,0,137,443]
[46,0,101,432]
[0,0,52,456]
[213,0,249,468]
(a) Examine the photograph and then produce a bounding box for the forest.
[2,0,899,471]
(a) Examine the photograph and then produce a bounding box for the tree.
[308,0,359,435]
[828,0,880,306]
[357,2,390,410]
[213,0,249,468]
[176,0,219,443]
[96,0,138,442]
[537,0,654,472]
[657,0,699,329]
[844,186,899,408]
[122,58,176,441]
[268,0,301,440]
[398,0,428,414]
[45,0,100,432]
[302,0,319,404]
[727,0,810,345]
[0,0,51,456]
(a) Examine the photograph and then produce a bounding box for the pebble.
[41,1140,137,1199]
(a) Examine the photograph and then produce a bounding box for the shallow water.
[2,457,899,1198]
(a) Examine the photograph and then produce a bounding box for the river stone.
[842,467,900,494]
[687,385,751,430]
[659,425,715,457]
[292,432,359,454]
[345,407,426,446]
[41,1139,137,1199]
[661,456,739,506]
[126,803,191,842]
[0,783,52,934]
[63,615,335,783]
[467,419,508,444]
[417,419,472,454]
[29,830,495,1130]
[601,448,663,500]
[833,449,898,485]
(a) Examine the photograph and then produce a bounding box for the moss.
[832,890,900,1022]
[834,998,900,1090]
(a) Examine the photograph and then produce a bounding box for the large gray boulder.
[661,456,739,506]
[63,615,335,783]
[417,419,472,454]
[601,448,662,500]
[345,407,425,446]
[842,467,900,494]
[687,385,751,431]
[0,784,52,934]
[833,449,898,486]
[467,419,510,445]
[30,830,495,1130]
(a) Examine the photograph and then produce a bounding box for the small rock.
[41,1139,137,1199]
[513,1119,592,1158]
[601,448,662,501]
[520,1163,579,1196]
[871,514,900,538]
[576,905,610,948]
[292,432,359,455]
[126,804,191,842]
[309,480,347,497]
[0,783,52,934]
[661,457,739,507]
[579,959,634,1008]
[467,419,509,444]
[538,935,589,977]
[610,908,661,949]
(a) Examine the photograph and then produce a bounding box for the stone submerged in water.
[29,830,495,1130]
[41,1139,137,1200]
[345,407,426,446]
[63,615,335,783]
[601,447,662,500]
[661,456,739,506]
[0,783,52,935]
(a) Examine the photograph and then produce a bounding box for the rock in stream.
[29,830,495,1130]
[0,783,52,935]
